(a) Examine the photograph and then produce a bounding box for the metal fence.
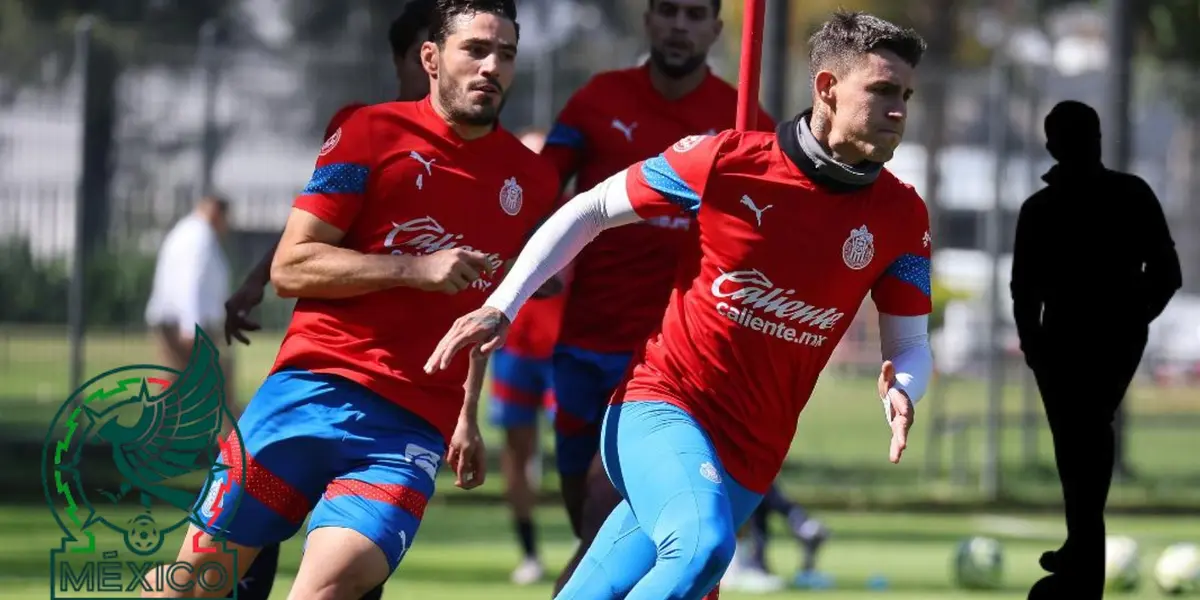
[2,12,1198,507]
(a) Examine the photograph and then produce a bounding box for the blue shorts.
[488,348,554,429]
[196,368,444,573]
[551,344,634,476]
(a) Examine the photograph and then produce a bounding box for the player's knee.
[658,518,737,597]
[295,527,392,599]
[693,526,738,578]
[504,425,538,456]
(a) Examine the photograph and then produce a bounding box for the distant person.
[1012,100,1182,599]
[723,483,831,592]
[144,194,236,420]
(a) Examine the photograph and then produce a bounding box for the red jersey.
[542,65,775,353]
[502,292,566,360]
[273,97,559,441]
[619,131,932,493]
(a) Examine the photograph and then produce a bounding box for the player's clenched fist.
[409,248,494,294]
[878,360,915,464]
[424,306,509,374]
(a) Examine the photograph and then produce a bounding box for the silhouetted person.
[1012,100,1182,599]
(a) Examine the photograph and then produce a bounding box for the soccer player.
[220,4,434,600]
[222,0,435,348]
[426,11,932,599]
[538,0,772,589]
[157,2,560,598]
[489,127,565,585]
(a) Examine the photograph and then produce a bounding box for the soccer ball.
[953,536,1004,589]
[1154,543,1200,595]
[1105,535,1141,592]
[125,513,164,555]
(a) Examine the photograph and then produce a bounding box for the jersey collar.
[777,110,882,193]
[418,95,503,145]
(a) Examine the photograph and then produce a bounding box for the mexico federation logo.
[499,176,523,216]
[841,224,876,270]
[42,328,245,598]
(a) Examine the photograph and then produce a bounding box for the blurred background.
[1,0,1197,597]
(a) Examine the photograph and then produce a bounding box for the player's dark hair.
[808,11,926,81]
[648,0,722,14]
[389,0,435,57]
[429,0,519,47]
[199,194,230,215]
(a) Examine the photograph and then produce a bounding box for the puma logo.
[410,150,435,189]
[740,194,773,227]
[611,119,637,142]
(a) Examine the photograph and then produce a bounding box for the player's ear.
[815,70,838,109]
[420,41,439,78]
[712,16,723,38]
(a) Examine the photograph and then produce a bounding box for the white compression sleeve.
[485,169,643,322]
[878,313,933,420]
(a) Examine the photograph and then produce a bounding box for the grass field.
[2,503,1198,599]
[2,328,1199,597]
[3,327,1199,508]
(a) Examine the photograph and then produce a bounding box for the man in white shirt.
[144,195,236,418]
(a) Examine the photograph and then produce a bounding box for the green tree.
[0,0,243,250]
[284,0,407,136]
[1035,0,1200,289]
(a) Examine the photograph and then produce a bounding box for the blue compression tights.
[555,400,765,600]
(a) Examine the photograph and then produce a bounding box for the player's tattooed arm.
[272,209,493,298]
[427,170,641,374]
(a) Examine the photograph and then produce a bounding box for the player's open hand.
[413,248,495,294]
[223,283,265,346]
[878,360,915,464]
[446,417,486,490]
[424,307,509,374]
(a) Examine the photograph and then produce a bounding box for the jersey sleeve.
[541,89,590,182]
[324,102,367,140]
[294,108,374,233]
[624,132,725,220]
[871,190,933,316]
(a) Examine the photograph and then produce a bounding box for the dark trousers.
[1032,326,1146,598]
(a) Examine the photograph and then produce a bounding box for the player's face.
[423,12,518,126]
[395,28,430,101]
[824,50,915,163]
[645,0,721,79]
